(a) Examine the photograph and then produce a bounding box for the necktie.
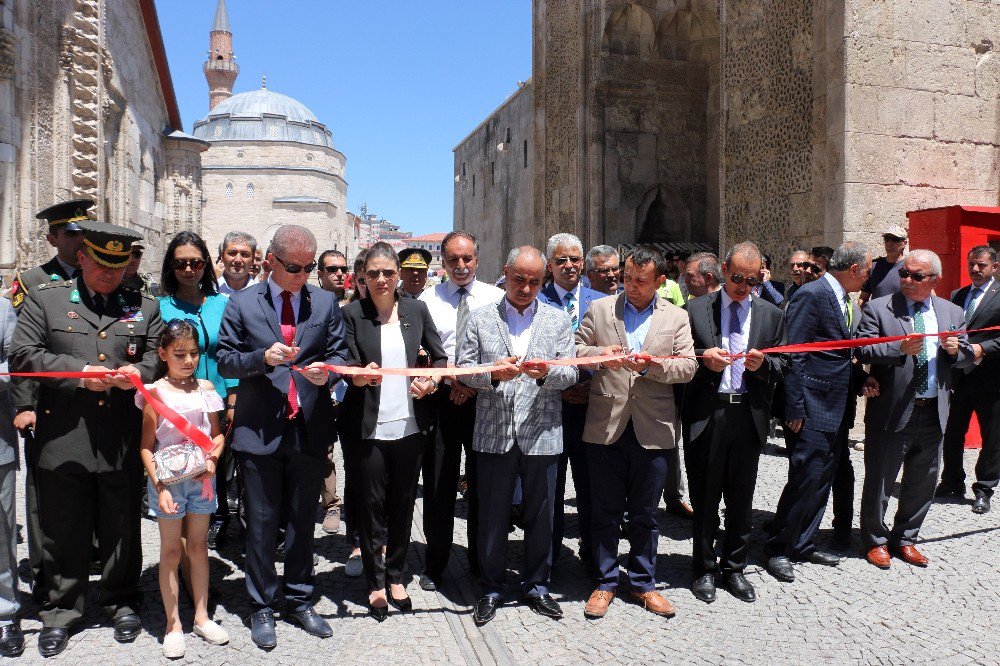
[844,294,853,329]
[93,294,106,317]
[565,292,578,331]
[455,286,470,357]
[912,301,929,394]
[728,300,746,393]
[965,286,982,324]
[280,290,299,419]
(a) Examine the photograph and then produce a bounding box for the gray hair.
[688,251,722,284]
[828,241,869,272]
[905,249,943,276]
[218,230,258,258]
[505,245,546,268]
[585,244,619,271]
[269,225,317,258]
[546,233,584,260]
[724,241,763,266]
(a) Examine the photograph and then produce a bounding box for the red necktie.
[280,290,299,419]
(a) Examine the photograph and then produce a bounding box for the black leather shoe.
[249,609,277,649]
[112,613,141,643]
[934,483,965,498]
[691,574,716,603]
[799,550,840,566]
[0,623,24,657]
[972,490,991,514]
[766,556,795,582]
[287,606,333,637]
[418,574,439,592]
[472,595,499,625]
[523,594,562,619]
[37,627,69,658]
[368,600,388,622]
[724,573,756,603]
[387,586,413,612]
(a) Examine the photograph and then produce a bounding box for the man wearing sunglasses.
[318,250,350,305]
[858,225,908,307]
[785,250,810,302]
[765,242,870,584]
[217,224,349,649]
[857,250,972,570]
[121,243,157,298]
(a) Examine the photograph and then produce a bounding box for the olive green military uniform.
[9,276,162,629]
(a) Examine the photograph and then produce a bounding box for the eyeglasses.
[791,261,811,269]
[554,256,583,265]
[322,265,349,274]
[591,267,620,276]
[809,264,823,274]
[883,236,906,243]
[365,269,398,281]
[729,273,763,287]
[170,258,206,271]
[273,254,317,274]
[898,269,936,282]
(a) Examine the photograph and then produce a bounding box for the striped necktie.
[565,292,578,331]
[912,301,929,394]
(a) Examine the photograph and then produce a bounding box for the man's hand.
[352,362,382,387]
[761,268,772,283]
[785,418,804,434]
[622,354,650,374]
[599,346,626,370]
[301,361,330,386]
[744,349,765,372]
[108,365,140,390]
[521,359,549,380]
[13,411,36,432]
[491,356,521,382]
[83,365,116,392]
[702,347,731,373]
[901,335,923,356]
[450,382,477,405]
[265,342,300,367]
[862,375,880,398]
[941,334,960,356]
[409,377,436,399]
[973,343,985,362]
[561,380,591,404]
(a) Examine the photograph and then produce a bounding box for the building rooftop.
[410,232,447,241]
[192,88,335,149]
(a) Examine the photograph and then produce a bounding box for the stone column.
[0,0,15,269]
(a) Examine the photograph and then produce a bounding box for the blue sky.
[156,0,532,236]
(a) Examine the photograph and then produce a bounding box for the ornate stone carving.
[0,28,14,80]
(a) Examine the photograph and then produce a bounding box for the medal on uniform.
[69,289,80,304]
[67,311,79,319]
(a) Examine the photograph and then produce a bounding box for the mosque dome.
[192,87,335,149]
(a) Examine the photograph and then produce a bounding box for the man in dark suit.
[755,253,786,307]
[857,250,972,568]
[10,221,161,657]
[217,224,349,649]
[538,233,604,568]
[765,242,871,583]
[683,242,785,604]
[938,245,1000,514]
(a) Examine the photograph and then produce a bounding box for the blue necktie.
[565,292,578,331]
[728,300,746,393]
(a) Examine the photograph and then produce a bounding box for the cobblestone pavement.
[11,438,999,664]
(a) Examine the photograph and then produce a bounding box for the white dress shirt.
[419,278,504,364]
[267,277,301,322]
[505,299,538,358]
[218,275,257,296]
[719,290,753,394]
[964,277,994,317]
[373,323,418,440]
[823,272,850,323]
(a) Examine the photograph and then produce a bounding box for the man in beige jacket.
[575,245,697,620]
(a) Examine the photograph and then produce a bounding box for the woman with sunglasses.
[337,242,447,620]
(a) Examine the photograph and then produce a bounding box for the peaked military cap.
[36,198,95,232]
[79,220,144,269]
[399,247,432,270]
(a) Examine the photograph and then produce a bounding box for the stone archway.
[636,185,690,243]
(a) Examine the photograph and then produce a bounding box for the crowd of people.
[0,198,996,658]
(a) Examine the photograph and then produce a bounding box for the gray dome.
[193,88,335,149]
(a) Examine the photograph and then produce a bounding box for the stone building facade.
[456,0,1000,279]
[0,0,205,278]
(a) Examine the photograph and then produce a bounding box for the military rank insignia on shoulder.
[38,280,74,290]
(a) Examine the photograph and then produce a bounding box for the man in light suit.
[857,250,972,569]
[217,225,349,649]
[538,233,604,567]
[457,246,578,626]
[765,242,871,583]
[0,298,23,656]
[683,242,785,604]
[575,245,697,620]
[938,245,1000,515]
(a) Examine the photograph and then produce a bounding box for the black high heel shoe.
[368,598,389,621]
[387,585,412,612]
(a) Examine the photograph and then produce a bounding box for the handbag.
[152,439,207,485]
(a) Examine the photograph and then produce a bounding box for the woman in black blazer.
[337,242,447,620]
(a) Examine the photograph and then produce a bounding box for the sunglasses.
[791,261,811,269]
[554,256,583,265]
[273,255,317,274]
[322,265,349,274]
[809,264,823,274]
[729,273,763,287]
[883,236,906,243]
[898,269,936,282]
[170,258,205,271]
[591,267,620,276]
[365,268,398,281]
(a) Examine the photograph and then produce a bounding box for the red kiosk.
[906,204,1000,448]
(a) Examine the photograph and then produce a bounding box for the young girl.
[138,320,229,658]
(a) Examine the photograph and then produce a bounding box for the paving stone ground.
[10,436,999,664]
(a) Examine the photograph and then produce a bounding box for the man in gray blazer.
[0,297,22,656]
[457,246,578,626]
[857,249,973,570]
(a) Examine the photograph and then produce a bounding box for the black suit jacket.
[951,280,1000,392]
[337,296,448,441]
[682,291,786,446]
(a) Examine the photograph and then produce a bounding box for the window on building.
[506,127,511,143]
[246,183,255,199]
[225,182,233,199]
[491,161,495,185]
[523,140,528,168]
[472,174,476,197]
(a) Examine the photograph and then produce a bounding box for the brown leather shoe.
[865,545,891,569]
[666,500,694,519]
[584,589,614,619]
[628,590,676,617]
[893,545,929,567]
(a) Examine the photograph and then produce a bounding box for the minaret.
[203,0,239,111]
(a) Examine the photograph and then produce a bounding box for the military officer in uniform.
[121,242,159,298]
[9,221,162,658]
[8,198,94,602]
[398,247,432,298]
